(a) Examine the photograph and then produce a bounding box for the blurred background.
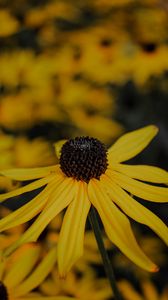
[0,0,168,299]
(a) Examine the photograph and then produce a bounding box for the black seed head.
[100,38,112,47]
[60,137,108,183]
[0,282,8,300]
[141,42,157,53]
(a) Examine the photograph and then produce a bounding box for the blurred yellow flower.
[0,94,35,130]
[40,266,112,300]
[0,132,57,191]
[132,46,168,86]
[68,108,123,144]
[0,132,57,170]
[26,0,77,30]
[0,133,18,191]
[13,137,57,168]
[0,51,34,87]
[119,279,168,300]
[0,133,14,170]
[0,243,67,300]
[0,126,167,277]
[0,206,25,251]
[0,9,19,37]
[132,8,168,44]
[58,78,113,113]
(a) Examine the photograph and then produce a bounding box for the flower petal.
[142,281,159,300]
[108,125,158,163]
[58,181,91,276]
[118,281,143,300]
[0,174,55,203]
[113,164,168,184]
[0,181,58,232]
[14,247,58,297]
[4,178,76,256]
[4,244,41,289]
[108,170,168,202]
[0,165,58,181]
[88,180,158,272]
[101,175,168,245]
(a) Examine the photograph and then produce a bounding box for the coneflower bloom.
[0,243,71,300]
[0,125,168,276]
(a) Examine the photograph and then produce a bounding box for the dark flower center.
[60,137,108,183]
[140,42,157,53]
[0,282,8,300]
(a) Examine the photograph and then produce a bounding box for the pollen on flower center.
[0,282,8,300]
[60,137,108,182]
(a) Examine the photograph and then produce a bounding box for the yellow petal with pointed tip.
[0,174,55,203]
[4,178,76,256]
[14,247,57,297]
[108,170,168,202]
[58,181,90,276]
[0,165,58,181]
[88,180,158,272]
[101,175,168,245]
[4,244,41,289]
[108,125,158,163]
[113,164,168,184]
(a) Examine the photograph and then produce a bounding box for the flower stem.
[89,206,123,300]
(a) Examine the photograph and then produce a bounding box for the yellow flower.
[13,137,57,168]
[0,132,14,170]
[132,8,168,44]
[0,243,69,300]
[0,131,57,191]
[132,45,168,86]
[0,126,168,276]
[0,206,25,251]
[68,108,123,144]
[119,279,168,300]
[40,266,112,300]
[0,9,19,37]
[25,1,76,28]
[0,94,35,130]
[0,132,18,191]
[0,132,57,169]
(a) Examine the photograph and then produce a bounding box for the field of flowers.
[0,1,168,299]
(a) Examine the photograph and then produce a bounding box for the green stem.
[89,206,123,300]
